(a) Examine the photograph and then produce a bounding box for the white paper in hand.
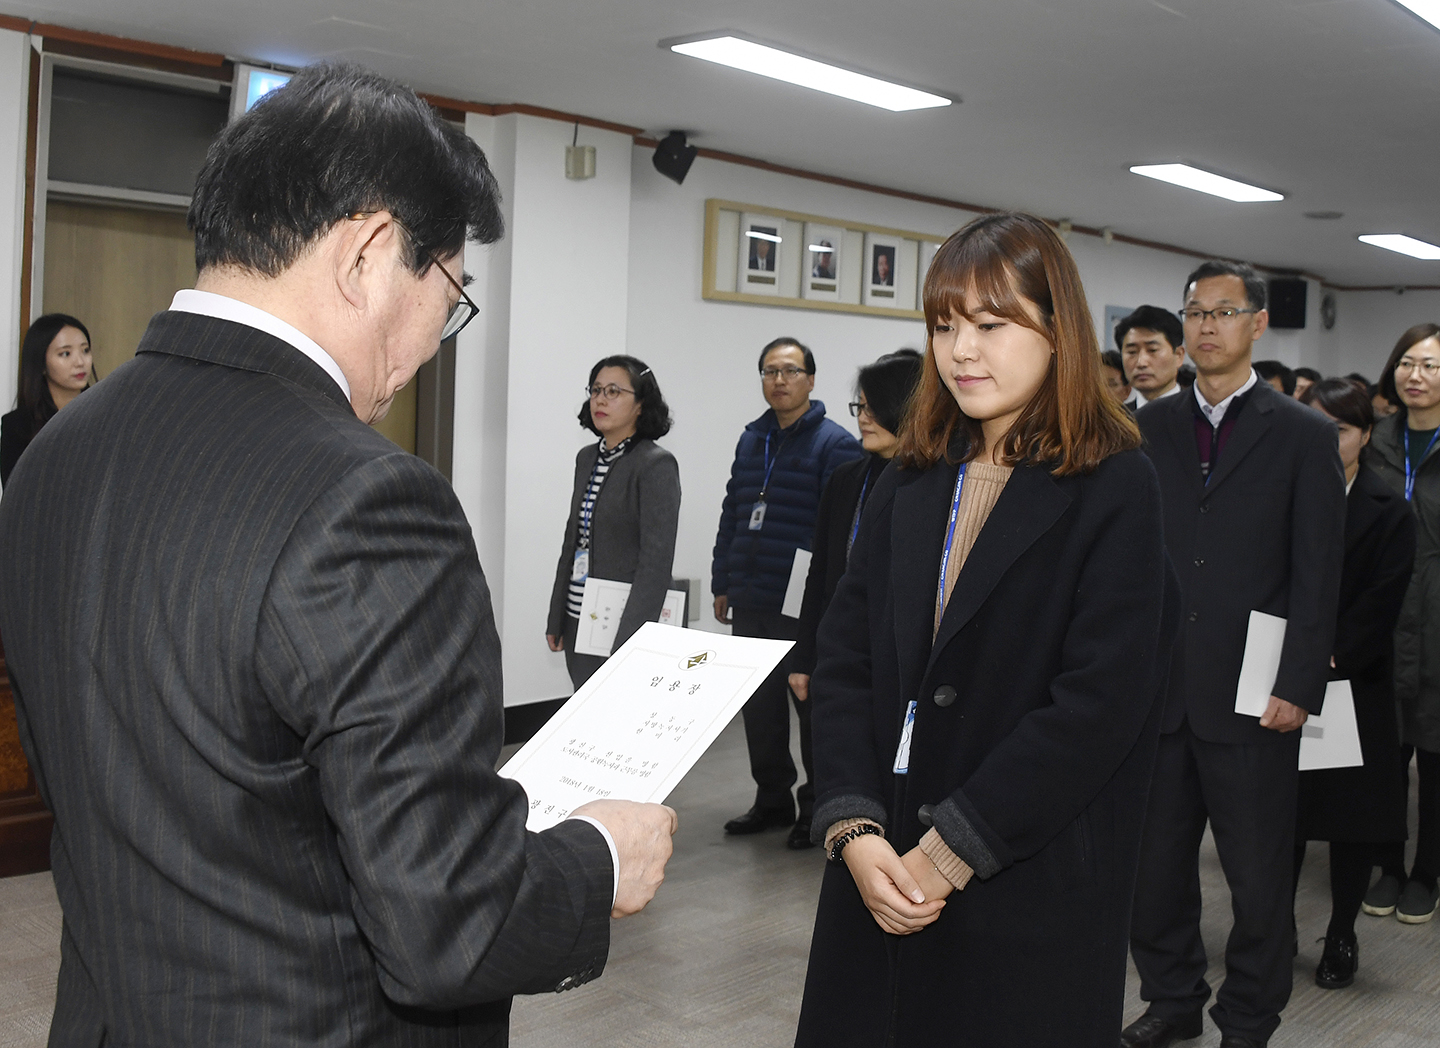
[502,622,793,830]
[1234,610,1287,718]
[1298,680,1364,771]
[574,577,688,657]
[781,548,812,619]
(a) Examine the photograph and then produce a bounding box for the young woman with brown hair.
[796,212,1180,1047]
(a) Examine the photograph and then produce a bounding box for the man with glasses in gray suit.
[0,63,675,1047]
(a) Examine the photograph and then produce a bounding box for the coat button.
[917,804,935,827]
[1188,611,1198,622]
[1194,558,1204,567]
[933,685,957,707]
[1200,505,1210,514]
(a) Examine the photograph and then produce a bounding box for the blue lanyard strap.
[935,464,968,612]
[1404,427,1440,502]
[846,470,873,559]
[759,430,785,500]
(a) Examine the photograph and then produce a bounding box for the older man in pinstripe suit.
[0,64,675,1047]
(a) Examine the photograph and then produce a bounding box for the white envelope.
[574,577,686,657]
[1234,610,1287,718]
[1298,680,1364,771]
[781,548,812,619]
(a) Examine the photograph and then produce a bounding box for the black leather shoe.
[1315,933,1358,989]
[723,805,795,835]
[786,817,815,849]
[1218,1037,1267,1048]
[1120,1011,1203,1048]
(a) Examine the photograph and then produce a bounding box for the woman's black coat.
[798,449,1180,1048]
[1296,463,1416,843]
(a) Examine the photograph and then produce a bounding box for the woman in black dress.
[1,314,93,487]
[1293,378,1415,988]
[796,212,1180,1047]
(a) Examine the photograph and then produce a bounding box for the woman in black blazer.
[546,356,681,689]
[1293,379,1416,988]
[1,314,94,487]
[796,213,1180,1048]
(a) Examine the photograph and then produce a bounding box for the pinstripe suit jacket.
[0,311,613,1047]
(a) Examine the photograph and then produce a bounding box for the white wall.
[0,29,30,418]
[1331,288,1440,382]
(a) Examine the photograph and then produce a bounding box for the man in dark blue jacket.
[712,337,862,847]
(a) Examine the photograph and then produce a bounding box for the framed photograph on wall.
[801,222,843,302]
[737,212,784,295]
[863,233,900,307]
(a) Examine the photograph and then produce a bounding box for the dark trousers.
[561,616,606,691]
[1130,723,1300,1042]
[1376,745,1440,889]
[731,607,811,816]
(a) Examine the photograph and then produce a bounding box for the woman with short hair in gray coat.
[546,356,681,688]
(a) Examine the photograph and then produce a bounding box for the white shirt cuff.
[568,815,620,908]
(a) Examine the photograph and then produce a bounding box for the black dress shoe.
[723,805,795,835]
[1218,1037,1267,1048]
[1315,932,1358,989]
[1119,1011,1203,1048]
[786,817,815,849]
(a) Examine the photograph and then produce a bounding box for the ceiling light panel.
[1128,163,1284,203]
[1358,234,1440,260]
[1391,0,1440,31]
[666,35,951,112]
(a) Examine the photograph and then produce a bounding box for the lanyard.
[846,469,873,560]
[759,430,786,501]
[935,463,968,613]
[1404,427,1440,502]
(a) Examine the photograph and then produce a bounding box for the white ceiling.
[15,0,1440,286]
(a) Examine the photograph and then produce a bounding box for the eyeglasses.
[588,383,636,401]
[1396,357,1440,378]
[1178,307,1259,323]
[848,401,874,419]
[761,366,809,381]
[349,211,479,341]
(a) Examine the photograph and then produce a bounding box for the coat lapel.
[924,463,1073,678]
[1200,388,1274,498]
[1162,393,1204,494]
[891,465,953,694]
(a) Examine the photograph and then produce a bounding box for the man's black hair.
[1254,359,1296,396]
[1299,377,1375,431]
[855,349,923,436]
[1100,349,1127,375]
[1176,364,1197,388]
[189,63,503,277]
[578,355,673,440]
[1183,259,1267,313]
[1293,367,1322,383]
[1115,305,1184,355]
[757,337,815,375]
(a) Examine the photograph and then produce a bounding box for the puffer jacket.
[1366,412,1440,750]
[711,400,862,613]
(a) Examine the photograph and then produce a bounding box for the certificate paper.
[1298,680,1364,771]
[501,622,793,830]
[781,548,812,619]
[574,577,688,657]
[1234,610,1287,717]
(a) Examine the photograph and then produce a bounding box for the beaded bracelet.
[828,823,883,863]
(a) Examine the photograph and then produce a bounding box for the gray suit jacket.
[546,439,681,647]
[0,311,613,1047]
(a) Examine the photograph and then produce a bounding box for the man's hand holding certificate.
[502,622,794,829]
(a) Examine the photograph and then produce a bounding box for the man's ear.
[1251,309,1270,340]
[335,211,402,312]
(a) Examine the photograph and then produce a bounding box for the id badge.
[748,501,767,531]
[571,548,590,581]
[893,701,917,774]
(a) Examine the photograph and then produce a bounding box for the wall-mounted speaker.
[1268,278,1307,329]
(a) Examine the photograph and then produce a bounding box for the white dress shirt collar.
[1194,368,1258,428]
[169,289,351,402]
[1127,382,1183,408]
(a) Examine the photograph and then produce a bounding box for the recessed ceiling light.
[1391,0,1440,31]
[1128,163,1284,202]
[663,34,952,112]
[1358,234,1440,260]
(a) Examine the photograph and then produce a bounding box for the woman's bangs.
[923,238,1038,332]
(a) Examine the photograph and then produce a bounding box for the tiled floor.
[2,715,1437,1047]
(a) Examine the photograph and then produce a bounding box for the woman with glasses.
[1,313,95,487]
[1363,322,1440,925]
[546,355,680,688]
[787,347,921,722]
